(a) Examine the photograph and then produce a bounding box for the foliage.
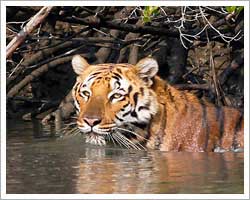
[142,6,160,23]
[225,6,244,15]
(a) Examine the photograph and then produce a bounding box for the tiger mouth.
[84,128,115,146]
[85,132,106,146]
[78,124,116,135]
[78,123,148,149]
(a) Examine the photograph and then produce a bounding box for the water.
[6,120,244,194]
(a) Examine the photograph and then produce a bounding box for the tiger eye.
[82,91,90,97]
[113,93,122,99]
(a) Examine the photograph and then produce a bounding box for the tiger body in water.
[71,55,244,152]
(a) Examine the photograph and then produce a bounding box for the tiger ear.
[72,55,89,75]
[135,57,158,85]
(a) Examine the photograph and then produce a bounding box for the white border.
[1,1,249,199]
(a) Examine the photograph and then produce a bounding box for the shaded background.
[6,6,244,122]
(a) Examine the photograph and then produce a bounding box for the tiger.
[71,55,244,152]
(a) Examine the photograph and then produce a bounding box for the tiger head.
[71,55,159,147]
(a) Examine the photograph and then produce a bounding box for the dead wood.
[219,51,244,85]
[6,6,53,59]
[128,20,143,64]
[7,40,78,87]
[94,7,135,63]
[7,55,73,98]
[41,91,75,124]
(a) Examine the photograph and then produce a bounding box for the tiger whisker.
[65,126,79,134]
[115,131,143,150]
[118,130,148,150]
[117,133,141,150]
[115,129,147,150]
[58,122,78,133]
[114,133,134,150]
[114,132,135,149]
[63,127,81,138]
[118,131,146,150]
[113,132,134,149]
[116,127,149,141]
[106,133,112,142]
[109,133,117,146]
[112,133,126,148]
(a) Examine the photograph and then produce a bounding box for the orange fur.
[71,55,244,152]
[147,77,244,152]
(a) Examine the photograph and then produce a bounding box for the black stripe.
[131,111,138,118]
[112,76,120,81]
[140,87,144,96]
[77,83,84,93]
[164,83,168,91]
[122,110,131,117]
[167,89,178,110]
[113,72,122,79]
[90,72,101,77]
[138,106,149,111]
[115,115,124,121]
[215,106,220,121]
[232,112,243,148]
[168,89,174,102]
[131,122,147,129]
[217,107,225,146]
[123,102,130,108]
[115,80,121,89]
[199,99,210,150]
[128,85,133,95]
[109,95,115,102]
[117,68,122,73]
[74,83,80,93]
[87,75,97,82]
[75,99,80,111]
[133,92,139,107]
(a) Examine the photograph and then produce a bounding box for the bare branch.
[6,6,53,59]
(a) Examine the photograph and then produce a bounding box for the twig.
[199,6,242,43]
[7,55,73,98]
[18,26,90,53]
[8,58,24,78]
[26,43,90,69]
[219,51,244,85]
[7,40,78,87]
[6,6,53,59]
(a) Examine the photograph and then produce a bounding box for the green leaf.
[226,6,244,14]
[235,6,244,14]
[142,6,160,23]
[226,6,236,13]
[143,16,151,23]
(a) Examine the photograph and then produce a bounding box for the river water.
[6,120,244,194]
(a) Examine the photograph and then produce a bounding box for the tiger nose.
[83,117,102,127]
